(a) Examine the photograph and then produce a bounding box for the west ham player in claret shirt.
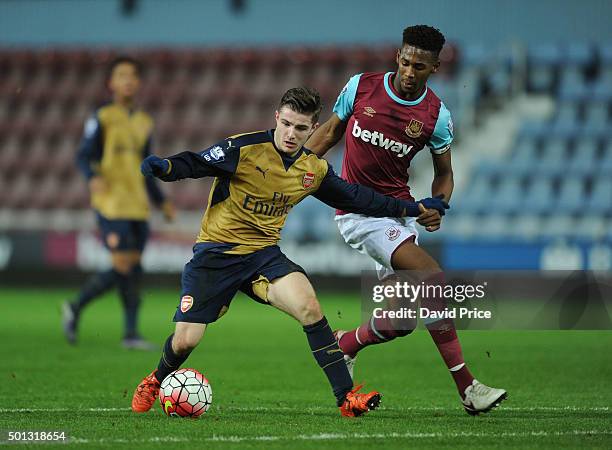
[307,25,507,415]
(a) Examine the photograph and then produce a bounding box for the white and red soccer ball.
[159,368,212,418]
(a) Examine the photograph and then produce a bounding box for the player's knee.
[172,331,202,355]
[298,296,323,325]
[112,252,142,275]
[112,258,133,275]
[173,322,206,355]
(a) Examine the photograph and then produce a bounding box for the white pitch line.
[0,405,609,413]
[0,406,609,414]
[20,430,612,446]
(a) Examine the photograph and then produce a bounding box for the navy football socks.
[155,334,191,383]
[117,265,142,339]
[72,269,118,314]
[303,316,353,406]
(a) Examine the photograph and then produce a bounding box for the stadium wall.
[1,0,611,47]
[1,231,610,287]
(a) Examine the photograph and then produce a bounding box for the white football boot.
[462,379,507,415]
[333,330,357,380]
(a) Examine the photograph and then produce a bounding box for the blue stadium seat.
[476,214,513,240]
[527,43,562,92]
[538,137,568,176]
[583,101,609,125]
[587,178,612,214]
[443,213,478,240]
[599,142,612,175]
[495,178,523,214]
[487,70,511,96]
[528,43,563,66]
[574,215,607,241]
[590,80,612,102]
[568,138,598,175]
[558,78,590,102]
[548,120,581,141]
[512,214,543,241]
[555,100,581,124]
[518,121,546,139]
[512,137,538,157]
[475,160,502,178]
[507,157,536,176]
[556,178,585,215]
[580,121,611,137]
[599,42,612,66]
[565,42,594,67]
[541,215,576,239]
[525,178,555,214]
[528,66,556,93]
[509,139,538,171]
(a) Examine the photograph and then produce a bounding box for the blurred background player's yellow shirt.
[83,104,154,220]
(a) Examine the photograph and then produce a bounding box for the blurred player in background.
[307,25,507,415]
[131,87,449,416]
[62,56,176,349]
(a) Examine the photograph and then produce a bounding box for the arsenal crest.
[302,172,315,189]
[180,295,194,313]
[405,119,424,138]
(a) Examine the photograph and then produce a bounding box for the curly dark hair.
[402,25,446,56]
[279,87,322,123]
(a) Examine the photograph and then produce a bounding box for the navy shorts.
[174,243,306,324]
[96,213,149,252]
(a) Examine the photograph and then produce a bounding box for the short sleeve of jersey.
[428,102,454,154]
[332,74,362,121]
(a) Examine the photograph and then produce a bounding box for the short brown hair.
[278,87,322,123]
[107,55,142,79]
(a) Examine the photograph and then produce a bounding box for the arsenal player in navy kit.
[307,25,507,415]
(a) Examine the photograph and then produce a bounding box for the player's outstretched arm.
[141,141,239,182]
[312,165,449,218]
[306,114,347,157]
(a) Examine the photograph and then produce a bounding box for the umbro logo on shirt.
[363,106,376,117]
[352,120,413,157]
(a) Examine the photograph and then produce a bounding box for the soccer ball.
[159,368,212,417]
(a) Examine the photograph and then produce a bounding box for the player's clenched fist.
[416,195,449,232]
[141,155,170,177]
[417,194,449,216]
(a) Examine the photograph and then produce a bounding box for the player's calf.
[337,315,415,358]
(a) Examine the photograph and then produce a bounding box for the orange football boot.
[339,384,382,417]
[131,370,160,412]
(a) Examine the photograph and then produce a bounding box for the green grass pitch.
[1,287,611,449]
